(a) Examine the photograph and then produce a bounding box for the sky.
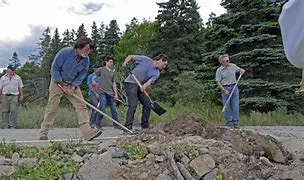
[0,0,226,69]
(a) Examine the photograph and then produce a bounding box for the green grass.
[3,102,304,129]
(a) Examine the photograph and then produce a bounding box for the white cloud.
[0,0,225,42]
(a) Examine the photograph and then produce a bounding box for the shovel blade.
[151,102,167,116]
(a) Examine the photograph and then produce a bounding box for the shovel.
[127,67,167,116]
[58,84,133,134]
[222,74,242,112]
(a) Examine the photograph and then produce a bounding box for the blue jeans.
[89,95,99,126]
[94,93,119,127]
[221,85,239,126]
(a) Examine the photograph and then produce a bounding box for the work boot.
[39,134,48,140]
[80,123,103,141]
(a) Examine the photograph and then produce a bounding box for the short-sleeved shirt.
[124,55,160,84]
[215,63,240,85]
[279,0,304,68]
[0,74,23,95]
[97,67,116,96]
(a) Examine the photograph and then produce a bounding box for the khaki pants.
[1,95,19,128]
[40,80,95,140]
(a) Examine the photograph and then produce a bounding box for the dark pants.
[124,82,151,130]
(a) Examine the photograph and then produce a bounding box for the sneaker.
[141,124,154,130]
[39,135,48,140]
[233,124,240,129]
[87,129,103,141]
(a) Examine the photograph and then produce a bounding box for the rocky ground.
[1,114,304,179]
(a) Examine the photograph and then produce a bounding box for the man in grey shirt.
[215,54,245,128]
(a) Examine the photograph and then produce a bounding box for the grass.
[3,101,304,129]
[0,141,80,179]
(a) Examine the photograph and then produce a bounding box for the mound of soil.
[163,114,207,136]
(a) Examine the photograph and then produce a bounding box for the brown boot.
[79,123,102,141]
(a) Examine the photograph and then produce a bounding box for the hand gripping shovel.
[58,84,133,134]
[127,68,167,116]
[222,74,242,113]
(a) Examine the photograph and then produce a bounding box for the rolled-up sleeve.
[279,0,304,68]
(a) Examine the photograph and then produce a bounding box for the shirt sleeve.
[18,76,24,88]
[51,49,66,83]
[215,68,221,82]
[87,74,92,86]
[135,55,151,64]
[279,0,304,68]
[149,70,160,83]
[0,77,3,89]
[231,63,240,73]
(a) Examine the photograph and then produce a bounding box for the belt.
[4,94,17,96]
[223,83,236,87]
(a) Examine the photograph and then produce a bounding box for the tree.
[103,20,121,58]
[41,28,62,85]
[37,27,51,66]
[149,0,203,102]
[62,29,75,47]
[9,52,21,68]
[76,23,88,39]
[197,0,304,113]
[97,22,107,62]
[114,18,156,62]
[90,21,101,66]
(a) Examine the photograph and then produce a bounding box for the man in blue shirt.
[87,65,100,127]
[39,37,102,141]
[122,54,168,131]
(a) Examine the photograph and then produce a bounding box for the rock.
[11,153,20,161]
[155,155,165,163]
[17,158,37,167]
[72,152,84,163]
[0,165,15,176]
[156,174,172,180]
[279,170,303,180]
[62,173,77,180]
[111,148,124,158]
[139,172,149,179]
[148,142,164,155]
[189,154,215,176]
[259,157,274,167]
[0,158,12,166]
[201,169,218,180]
[176,162,194,180]
[181,154,191,165]
[78,148,121,180]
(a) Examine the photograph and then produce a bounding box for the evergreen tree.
[149,0,203,102]
[197,0,303,112]
[38,27,51,66]
[62,29,75,47]
[9,52,21,68]
[90,21,101,66]
[98,22,107,62]
[76,23,88,39]
[103,20,121,58]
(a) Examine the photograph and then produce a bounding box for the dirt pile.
[163,114,207,136]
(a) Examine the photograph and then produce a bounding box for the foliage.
[119,144,148,160]
[9,52,21,69]
[114,18,156,62]
[171,143,202,160]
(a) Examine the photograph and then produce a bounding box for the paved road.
[0,126,304,150]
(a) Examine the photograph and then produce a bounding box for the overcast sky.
[0,0,226,68]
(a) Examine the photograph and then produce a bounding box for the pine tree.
[103,20,121,58]
[90,21,101,66]
[62,29,74,47]
[38,27,51,66]
[98,22,107,62]
[76,23,88,39]
[149,0,203,102]
[9,52,21,68]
